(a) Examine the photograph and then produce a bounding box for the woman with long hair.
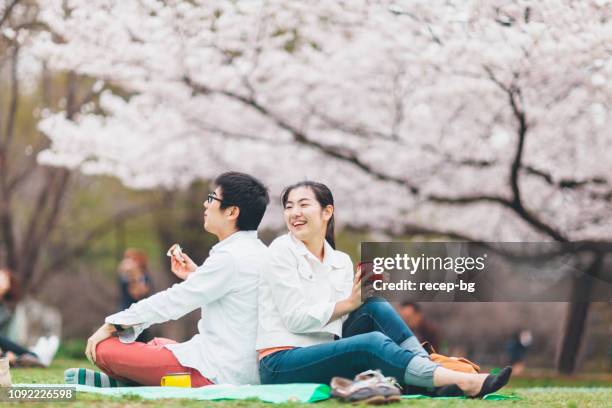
[256,181,511,398]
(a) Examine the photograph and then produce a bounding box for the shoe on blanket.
[354,370,402,403]
[331,369,401,404]
[331,376,386,405]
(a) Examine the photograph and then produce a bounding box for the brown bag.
[422,342,481,374]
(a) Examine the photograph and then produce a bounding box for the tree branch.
[0,44,19,162]
[185,74,574,241]
[522,165,608,190]
[0,198,17,269]
[32,202,164,288]
[310,106,398,142]
[483,66,567,241]
[21,171,57,257]
[428,194,511,207]
[7,148,40,193]
[183,76,421,193]
[0,42,20,270]
[19,170,66,286]
[507,86,527,206]
[20,71,80,287]
[0,0,20,28]
[346,223,480,242]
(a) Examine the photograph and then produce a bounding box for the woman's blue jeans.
[259,298,435,386]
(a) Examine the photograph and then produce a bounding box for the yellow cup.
[160,373,191,387]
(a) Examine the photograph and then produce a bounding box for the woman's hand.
[328,268,363,323]
[346,267,363,311]
[170,252,197,280]
[85,323,115,364]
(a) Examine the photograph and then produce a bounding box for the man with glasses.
[70,172,270,387]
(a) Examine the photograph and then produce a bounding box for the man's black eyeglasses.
[206,193,223,204]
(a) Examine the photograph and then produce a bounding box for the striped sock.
[64,368,131,387]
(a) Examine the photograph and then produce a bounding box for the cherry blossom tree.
[0,0,169,293]
[0,0,86,290]
[31,0,612,372]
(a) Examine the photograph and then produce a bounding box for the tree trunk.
[558,302,591,374]
[556,254,602,374]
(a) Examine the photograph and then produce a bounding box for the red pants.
[95,337,213,387]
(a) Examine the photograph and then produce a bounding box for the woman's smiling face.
[283,186,332,242]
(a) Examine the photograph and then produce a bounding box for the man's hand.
[171,252,197,280]
[85,323,115,364]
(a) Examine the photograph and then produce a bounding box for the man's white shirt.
[105,230,267,385]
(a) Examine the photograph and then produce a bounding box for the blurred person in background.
[0,268,20,336]
[117,249,154,342]
[0,268,59,367]
[505,330,533,374]
[396,302,440,351]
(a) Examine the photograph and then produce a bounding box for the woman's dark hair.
[215,172,270,231]
[281,181,335,249]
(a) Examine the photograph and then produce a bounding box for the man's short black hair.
[214,172,270,231]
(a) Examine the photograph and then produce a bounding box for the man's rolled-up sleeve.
[105,251,236,340]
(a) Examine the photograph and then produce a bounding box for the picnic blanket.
[14,383,519,403]
[15,383,330,403]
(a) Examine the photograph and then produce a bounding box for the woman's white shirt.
[256,233,354,350]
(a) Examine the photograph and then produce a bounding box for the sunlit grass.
[8,359,612,407]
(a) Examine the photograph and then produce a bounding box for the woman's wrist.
[329,299,352,323]
[340,297,359,313]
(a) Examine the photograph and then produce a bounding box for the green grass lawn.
[7,359,612,407]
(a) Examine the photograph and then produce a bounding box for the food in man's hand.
[167,244,184,263]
